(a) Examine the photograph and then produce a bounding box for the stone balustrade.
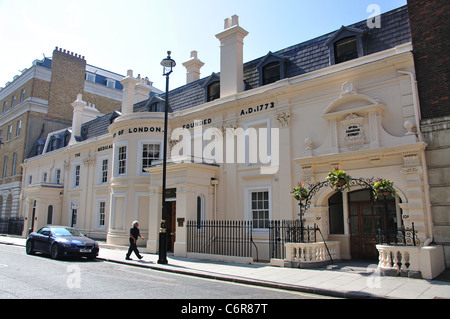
[285,241,340,267]
[376,244,445,279]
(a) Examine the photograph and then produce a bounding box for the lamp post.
[158,51,176,265]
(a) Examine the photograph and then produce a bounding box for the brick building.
[0,47,161,233]
[407,0,450,266]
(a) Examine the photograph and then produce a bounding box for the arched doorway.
[348,189,398,260]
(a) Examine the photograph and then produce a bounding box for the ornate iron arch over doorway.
[291,168,411,259]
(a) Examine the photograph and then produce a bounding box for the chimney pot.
[224,18,231,29]
[182,50,205,84]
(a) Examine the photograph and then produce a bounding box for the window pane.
[263,62,280,85]
[207,82,220,102]
[251,191,269,229]
[334,36,358,64]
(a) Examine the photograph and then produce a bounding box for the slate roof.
[152,5,411,113]
[28,6,411,159]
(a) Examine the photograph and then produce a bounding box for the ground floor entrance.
[165,201,176,252]
[348,190,397,260]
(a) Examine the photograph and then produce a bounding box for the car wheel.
[50,243,60,259]
[26,240,35,255]
[87,254,97,260]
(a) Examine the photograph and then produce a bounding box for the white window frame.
[114,142,128,177]
[6,125,12,141]
[55,169,61,184]
[86,73,96,82]
[96,198,107,228]
[20,89,26,102]
[97,155,110,184]
[106,79,116,88]
[12,152,17,176]
[72,162,81,188]
[16,120,21,137]
[137,139,162,175]
[2,155,8,178]
[244,185,272,232]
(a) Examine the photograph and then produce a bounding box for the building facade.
[20,6,440,266]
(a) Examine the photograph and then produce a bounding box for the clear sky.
[0,0,407,91]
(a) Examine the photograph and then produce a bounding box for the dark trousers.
[126,239,141,258]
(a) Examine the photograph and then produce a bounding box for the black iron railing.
[269,220,320,260]
[0,217,24,236]
[376,222,420,247]
[187,220,257,259]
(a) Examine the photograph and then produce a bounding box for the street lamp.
[158,51,176,265]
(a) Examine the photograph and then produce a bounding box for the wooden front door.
[165,201,176,252]
[349,190,397,260]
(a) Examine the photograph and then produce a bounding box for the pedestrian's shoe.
[126,256,132,260]
[138,255,143,260]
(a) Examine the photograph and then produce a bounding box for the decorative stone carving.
[220,123,238,135]
[83,156,96,166]
[341,81,357,96]
[275,111,291,128]
[341,113,366,150]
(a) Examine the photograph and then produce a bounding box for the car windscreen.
[51,227,84,237]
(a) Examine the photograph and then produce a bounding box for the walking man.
[126,221,144,260]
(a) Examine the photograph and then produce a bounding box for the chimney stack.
[120,69,139,115]
[182,51,205,84]
[215,15,248,97]
[134,74,153,104]
[69,94,87,145]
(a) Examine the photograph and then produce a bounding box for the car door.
[34,227,52,252]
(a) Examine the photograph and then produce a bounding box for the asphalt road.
[0,243,334,301]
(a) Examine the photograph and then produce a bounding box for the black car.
[26,226,99,260]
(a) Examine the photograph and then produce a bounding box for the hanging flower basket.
[291,182,309,201]
[373,178,397,199]
[327,168,351,190]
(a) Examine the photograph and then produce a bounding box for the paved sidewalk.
[1,235,449,299]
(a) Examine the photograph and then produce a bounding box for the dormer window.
[149,102,163,112]
[207,81,220,102]
[108,111,121,124]
[203,73,221,102]
[106,79,116,88]
[262,62,280,85]
[145,96,165,112]
[86,73,96,82]
[256,52,286,86]
[326,26,364,65]
[334,37,358,64]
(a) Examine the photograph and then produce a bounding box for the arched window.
[196,195,205,229]
[328,192,344,234]
[47,205,53,225]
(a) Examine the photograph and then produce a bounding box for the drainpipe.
[397,70,433,244]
